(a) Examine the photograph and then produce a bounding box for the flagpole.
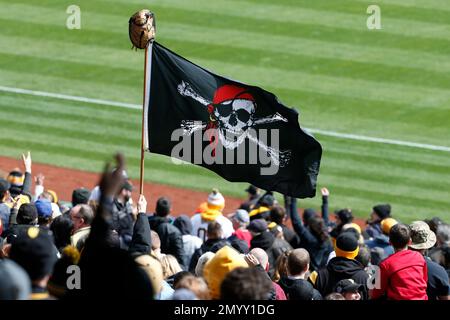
[140,43,153,195]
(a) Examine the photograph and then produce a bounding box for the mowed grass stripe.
[5,0,449,56]
[317,175,449,210]
[271,87,450,146]
[350,0,450,12]
[239,0,450,24]
[4,100,139,131]
[321,157,450,197]
[0,93,141,124]
[1,7,449,74]
[0,110,140,147]
[0,53,141,88]
[2,35,449,91]
[105,0,450,41]
[0,70,141,104]
[2,49,448,114]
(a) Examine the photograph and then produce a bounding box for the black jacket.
[313,257,369,299]
[111,199,134,249]
[279,276,322,300]
[128,213,152,258]
[149,215,185,268]
[251,231,292,277]
[189,238,228,273]
[289,204,333,271]
[280,224,300,248]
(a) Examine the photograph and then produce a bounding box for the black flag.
[144,42,322,198]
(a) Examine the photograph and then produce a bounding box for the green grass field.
[0,0,449,222]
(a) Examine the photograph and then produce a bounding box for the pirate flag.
[144,42,322,198]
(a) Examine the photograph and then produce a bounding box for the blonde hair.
[159,254,182,279]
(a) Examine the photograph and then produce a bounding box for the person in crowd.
[289,200,333,271]
[9,226,58,299]
[0,259,31,300]
[370,223,428,300]
[408,221,450,300]
[50,214,74,253]
[191,188,233,240]
[69,204,94,251]
[330,208,354,244]
[279,248,322,300]
[333,279,363,300]
[195,251,215,278]
[174,275,210,300]
[71,153,154,299]
[0,178,12,234]
[429,224,450,273]
[151,230,162,258]
[365,217,397,265]
[189,221,228,272]
[220,267,273,300]
[160,254,183,280]
[272,250,291,283]
[35,199,53,229]
[247,248,287,300]
[310,232,368,299]
[228,209,252,247]
[249,219,292,277]
[71,188,91,207]
[173,215,202,268]
[203,245,248,299]
[149,197,185,268]
[249,192,275,221]
[111,181,135,249]
[269,205,300,248]
[365,204,391,239]
[325,292,345,300]
[240,185,261,212]
[4,203,38,243]
[7,152,32,200]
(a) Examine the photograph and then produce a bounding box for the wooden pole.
[139,44,152,195]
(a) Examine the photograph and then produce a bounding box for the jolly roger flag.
[144,42,322,198]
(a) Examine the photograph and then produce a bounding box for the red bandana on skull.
[206,85,256,156]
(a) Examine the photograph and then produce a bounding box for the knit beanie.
[207,188,225,211]
[373,204,391,220]
[203,246,248,299]
[335,232,359,260]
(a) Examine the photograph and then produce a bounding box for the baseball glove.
[129,9,156,49]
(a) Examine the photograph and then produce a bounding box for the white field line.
[1,85,449,153]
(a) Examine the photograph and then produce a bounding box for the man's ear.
[265,262,269,272]
[304,263,310,273]
[407,239,412,246]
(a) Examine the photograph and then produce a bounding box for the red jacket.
[371,249,428,300]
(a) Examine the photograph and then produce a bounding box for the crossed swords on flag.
[177,81,292,167]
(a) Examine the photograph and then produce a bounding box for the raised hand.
[22,151,32,173]
[321,187,329,197]
[99,153,126,199]
[137,194,147,214]
[35,173,45,186]
[244,253,261,267]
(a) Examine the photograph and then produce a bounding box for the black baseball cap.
[245,185,258,195]
[334,279,363,294]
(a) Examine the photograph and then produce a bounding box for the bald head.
[288,248,310,276]
[249,248,269,270]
